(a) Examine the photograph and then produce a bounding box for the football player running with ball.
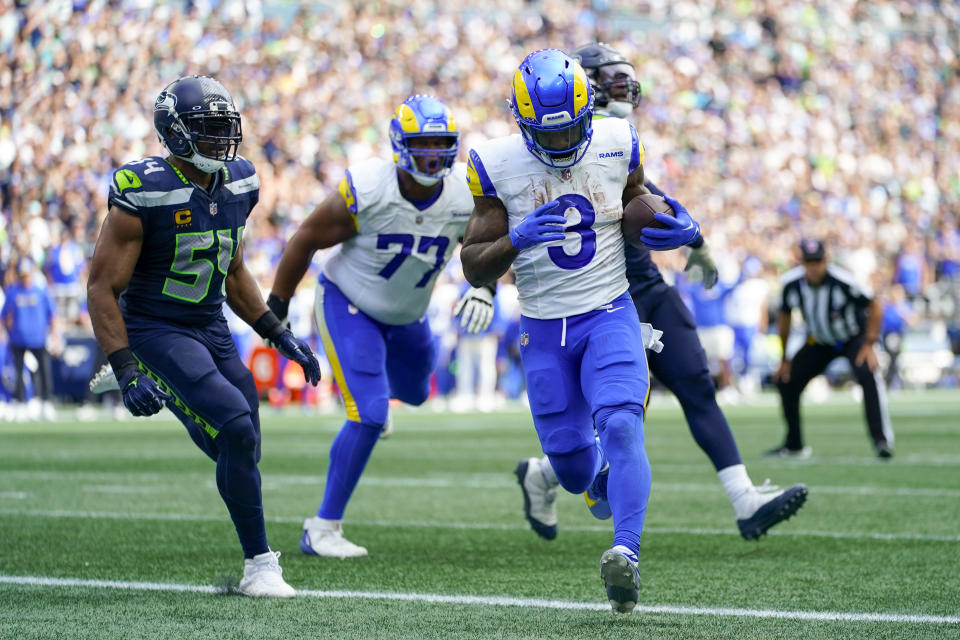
[268,95,494,559]
[461,49,673,614]
[513,43,808,549]
[87,76,321,598]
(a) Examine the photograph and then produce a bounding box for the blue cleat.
[600,545,641,614]
[515,458,558,540]
[737,483,808,540]
[584,464,611,520]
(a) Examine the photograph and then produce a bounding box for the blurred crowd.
[2,0,959,416]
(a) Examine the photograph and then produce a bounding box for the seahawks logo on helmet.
[155,91,177,114]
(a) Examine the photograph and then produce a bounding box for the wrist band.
[253,310,284,341]
[107,347,139,379]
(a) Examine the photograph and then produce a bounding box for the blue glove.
[509,200,567,251]
[273,329,322,386]
[117,367,171,417]
[639,195,701,251]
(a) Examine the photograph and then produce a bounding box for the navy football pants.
[629,280,742,470]
[126,315,268,559]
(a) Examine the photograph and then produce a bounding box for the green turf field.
[1,389,958,639]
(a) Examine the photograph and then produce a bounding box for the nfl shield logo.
[416,215,423,224]
[520,332,529,347]
[560,169,572,181]
[209,202,218,216]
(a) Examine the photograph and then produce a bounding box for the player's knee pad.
[354,395,389,428]
[218,414,260,456]
[548,446,598,494]
[595,405,644,455]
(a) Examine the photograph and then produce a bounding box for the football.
[621,193,675,248]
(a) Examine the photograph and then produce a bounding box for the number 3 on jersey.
[548,193,596,270]
[377,233,450,287]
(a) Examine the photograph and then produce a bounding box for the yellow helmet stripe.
[395,103,420,133]
[512,69,536,120]
[572,61,589,116]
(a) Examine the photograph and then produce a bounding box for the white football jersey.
[323,158,474,325]
[466,117,643,319]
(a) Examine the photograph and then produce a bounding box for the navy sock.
[318,419,382,520]
[595,405,650,553]
[216,414,268,559]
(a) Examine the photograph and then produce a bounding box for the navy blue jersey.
[107,155,259,326]
[624,244,664,293]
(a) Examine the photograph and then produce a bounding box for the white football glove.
[89,363,120,393]
[684,241,719,290]
[454,286,494,334]
[639,323,664,353]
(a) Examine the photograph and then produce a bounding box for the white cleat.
[514,457,558,540]
[89,363,120,393]
[237,550,295,598]
[300,517,368,558]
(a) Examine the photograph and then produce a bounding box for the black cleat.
[600,546,641,614]
[875,442,894,459]
[737,483,808,540]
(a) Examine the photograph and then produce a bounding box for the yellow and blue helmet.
[389,95,459,184]
[510,49,594,168]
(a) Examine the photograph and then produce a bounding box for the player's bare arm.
[271,191,358,299]
[460,195,517,288]
[621,164,650,205]
[87,205,143,355]
[224,237,270,325]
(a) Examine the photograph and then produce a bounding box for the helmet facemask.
[398,133,459,185]
[168,110,242,173]
[593,63,642,117]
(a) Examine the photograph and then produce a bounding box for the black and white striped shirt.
[780,265,873,346]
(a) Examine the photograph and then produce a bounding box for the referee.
[769,239,894,459]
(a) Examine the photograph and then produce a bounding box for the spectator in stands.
[0,0,958,402]
[44,223,86,323]
[452,282,501,413]
[1,258,59,420]
[881,284,918,389]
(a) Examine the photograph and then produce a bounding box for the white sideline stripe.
[5,471,960,498]
[0,575,956,624]
[2,507,958,543]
